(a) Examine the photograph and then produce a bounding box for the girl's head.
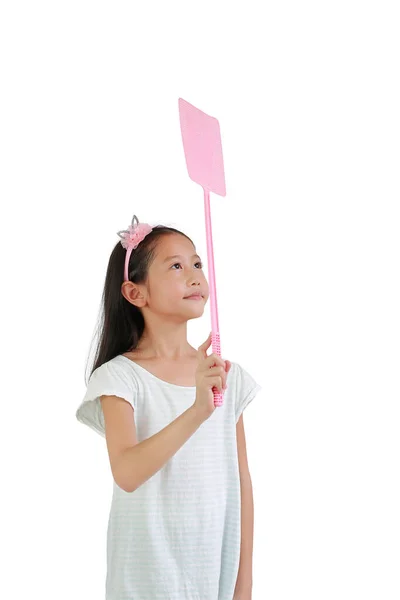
[86,223,209,382]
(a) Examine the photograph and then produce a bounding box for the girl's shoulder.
[76,355,139,437]
[90,353,133,378]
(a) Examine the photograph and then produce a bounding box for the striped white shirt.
[76,355,262,600]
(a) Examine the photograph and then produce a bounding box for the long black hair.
[85,224,194,385]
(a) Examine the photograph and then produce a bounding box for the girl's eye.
[171,262,203,270]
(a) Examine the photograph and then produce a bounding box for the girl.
[76,213,262,600]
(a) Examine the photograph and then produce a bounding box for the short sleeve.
[75,359,138,437]
[234,362,262,423]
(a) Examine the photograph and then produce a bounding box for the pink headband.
[117,214,153,282]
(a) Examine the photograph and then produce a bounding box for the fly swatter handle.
[203,187,225,407]
[211,330,224,406]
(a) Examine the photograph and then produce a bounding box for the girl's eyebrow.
[162,254,201,263]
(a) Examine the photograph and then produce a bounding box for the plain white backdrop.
[1,1,399,598]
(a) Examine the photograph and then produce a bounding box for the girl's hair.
[85,224,194,385]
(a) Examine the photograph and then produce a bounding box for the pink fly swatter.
[178,98,226,407]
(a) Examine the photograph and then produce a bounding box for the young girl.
[76,213,262,600]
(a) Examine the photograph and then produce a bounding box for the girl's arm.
[101,395,208,493]
[233,414,254,598]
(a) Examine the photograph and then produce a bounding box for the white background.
[1,1,399,599]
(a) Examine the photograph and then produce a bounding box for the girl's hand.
[233,584,252,600]
[192,332,232,420]
[233,593,252,600]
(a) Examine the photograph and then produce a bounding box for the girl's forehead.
[155,236,196,261]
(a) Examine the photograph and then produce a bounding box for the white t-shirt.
[76,354,262,600]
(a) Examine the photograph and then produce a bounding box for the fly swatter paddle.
[178,97,226,407]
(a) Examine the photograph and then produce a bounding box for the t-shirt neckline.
[118,355,196,390]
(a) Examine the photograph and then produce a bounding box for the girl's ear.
[122,282,146,308]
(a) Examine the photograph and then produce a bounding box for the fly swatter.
[178,98,226,407]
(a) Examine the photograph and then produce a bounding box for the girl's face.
[146,234,209,320]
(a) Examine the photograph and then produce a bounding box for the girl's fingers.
[197,332,212,358]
